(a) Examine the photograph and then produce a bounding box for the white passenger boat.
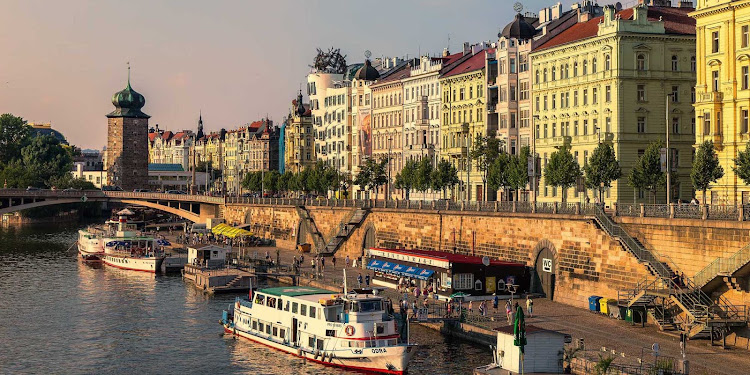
[97,209,165,273]
[222,286,416,374]
[77,228,104,261]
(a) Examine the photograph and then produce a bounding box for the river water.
[0,223,491,375]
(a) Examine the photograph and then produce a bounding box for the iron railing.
[693,242,750,288]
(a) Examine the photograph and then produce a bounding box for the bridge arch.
[0,197,202,223]
[360,223,376,257]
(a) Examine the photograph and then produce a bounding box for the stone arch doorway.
[361,225,376,257]
[531,240,557,300]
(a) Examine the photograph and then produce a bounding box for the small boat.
[100,210,165,273]
[77,228,104,262]
[222,285,416,374]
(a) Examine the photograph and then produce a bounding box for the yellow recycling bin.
[599,298,611,315]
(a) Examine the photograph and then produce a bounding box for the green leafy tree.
[432,159,460,199]
[354,157,388,199]
[20,135,74,187]
[734,141,750,186]
[470,134,502,201]
[394,159,418,200]
[628,140,665,203]
[297,167,313,193]
[241,171,263,192]
[692,140,724,204]
[0,113,31,165]
[197,160,222,181]
[49,175,97,190]
[0,159,35,188]
[506,146,530,201]
[488,151,510,197]
[584,143,622,201]
[415,157,434,200]
[263,170,281,193]
[543,144,581,202]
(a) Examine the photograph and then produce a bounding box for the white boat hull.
[224,324,414,374]
[78,230,103,261]
[103,254,164,273]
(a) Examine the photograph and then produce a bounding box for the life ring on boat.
[345,325,355,336]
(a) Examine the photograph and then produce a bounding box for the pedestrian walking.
[413,286,421,300]
[332,256,336,269]
[352,257,357,268]
[526,295,534,318]
[357,273,363,288]
[345,255,350,268]
[506,300,513,325]
[468,300,473,314]
[365,274,371,287]
[321,257,325,271]
[493,293,499,312]
[422,297,429,309]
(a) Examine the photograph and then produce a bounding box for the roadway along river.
[0,222,491,375]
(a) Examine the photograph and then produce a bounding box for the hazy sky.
[0,0,584,149]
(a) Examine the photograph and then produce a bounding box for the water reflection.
[0,223,492,374]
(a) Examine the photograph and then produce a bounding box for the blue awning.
[368,259,434,280]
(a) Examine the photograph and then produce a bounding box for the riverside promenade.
[254,246,749,375]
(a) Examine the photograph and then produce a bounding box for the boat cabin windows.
[272,327,278,336]
[316,339,325,351]
[254,294,265,305]
[258,322,265,332]
[300,304,307,317]
[279,328,286,340]
[309,306,317,319]
[277,299,283,310]
[252,321,257,330]
[326,329,336,337]
[324,305,343,322]
[266,324,271,335]
[308,337,315,348]
[349,299,383,313]
[292,302,298,314]
[267,297,277,309]
[284,300,290,311]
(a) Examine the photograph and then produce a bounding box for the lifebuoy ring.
[345,325,355,336]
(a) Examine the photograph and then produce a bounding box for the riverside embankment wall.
[224,204,653,308]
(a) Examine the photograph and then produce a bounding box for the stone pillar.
[640,203,645,217]
[669,203,676,219]
[613,202,618,217]
[512,201,517,213]
[531,201,536,214]
[495,201,499,212]
[575,202,581,215]
[702,204,709,220]
[419,201,423,210]
[477,201,481,211]
[461,201,465,211]
[553,202,558,214]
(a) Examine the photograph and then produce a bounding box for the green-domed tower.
[105,66,150,190]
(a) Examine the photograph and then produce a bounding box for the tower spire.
[127,61,131,87]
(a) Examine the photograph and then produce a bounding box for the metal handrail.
[694,242,750,288]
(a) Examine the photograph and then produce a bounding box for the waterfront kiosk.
[489,325,568,374]
[188,245,228,268]
[366,248,529,300]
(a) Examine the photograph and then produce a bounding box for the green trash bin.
[618,305,628,321]
[628,306,645,325]
[625,307,633,322]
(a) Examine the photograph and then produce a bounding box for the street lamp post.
[666,94,672,206]
[387,136,392,202]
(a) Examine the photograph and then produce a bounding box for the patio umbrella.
[514,304,527,374]
[450,292,470,299]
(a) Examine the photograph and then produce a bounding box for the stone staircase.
[225,275,244,288]
[295,206,326,253]
[319,208,369,256]
[694,242,750,293]
[594,207,747,339]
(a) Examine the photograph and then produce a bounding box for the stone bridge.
[0,189,223,223]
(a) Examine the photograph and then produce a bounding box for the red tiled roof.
[441,50,489,78]
[161,131,173,141]
[148,133,157,142]
[441,52,464,66]
[535,6,695,52]
[372,247,525,267]
[372,64,411,86]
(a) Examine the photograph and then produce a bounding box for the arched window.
[690,56,696,72]
[592,58,597,73]
[574,61,578,76]
[543,68,548,82]
[636,54,646,71]
[535,70,540,83]
[552,66,556,80]
[671,55,679,71]
[605,54,612,70]
[583,60,588,75]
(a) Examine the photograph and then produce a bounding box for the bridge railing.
[612,202,750,222]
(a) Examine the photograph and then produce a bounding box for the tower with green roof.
[105,65,150,190]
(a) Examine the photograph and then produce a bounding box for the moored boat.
[101,209,165,273]
[222,286,416,374]
[77,228,104,262]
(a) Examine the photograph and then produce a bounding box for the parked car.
[62,188,81,192]
[165,190,187,194]
[26,186,40,191]
[133,189,150,192]
[101,186,123,191]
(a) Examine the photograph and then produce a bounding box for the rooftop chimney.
[443,48,450,57]
[463,42,471,56]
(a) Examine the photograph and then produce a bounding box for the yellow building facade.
[440,50,488,201]
[531,4,697,206]
[284,92,316,174]
[692,0,750,204]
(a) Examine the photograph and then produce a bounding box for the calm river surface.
[0,223,491,375]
